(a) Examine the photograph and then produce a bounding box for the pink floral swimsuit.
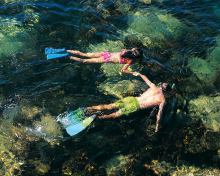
[100,51,111,63]
[100,50,126,63]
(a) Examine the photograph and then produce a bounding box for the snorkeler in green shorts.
[87,73,173,132]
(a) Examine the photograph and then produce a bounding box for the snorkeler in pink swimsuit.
[66,47,143,75]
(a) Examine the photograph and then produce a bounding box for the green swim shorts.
[114,96,140,116]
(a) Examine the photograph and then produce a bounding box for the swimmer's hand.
[133,72,140,76]
[155,124,159,132]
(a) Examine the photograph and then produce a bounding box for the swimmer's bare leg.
[69,56,106,63]
[69,56,83,62]
[87,103,115,111]
[67,50,102,58]
[98,110,121,119]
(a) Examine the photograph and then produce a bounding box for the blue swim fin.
[57,108,87,128]
[45,48,66,54]
[47,53,69,60]
[65,114,96,136]
[56,108,97,136]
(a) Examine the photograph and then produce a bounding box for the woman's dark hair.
[121,48,143,60]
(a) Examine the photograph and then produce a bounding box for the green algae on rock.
[187,57,217,87]
[207,35,220,71]
[87,39,147,98]
[123,7,186,48]
[188,95,220,132]
[187,35,220,89]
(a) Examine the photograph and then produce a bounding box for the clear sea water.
[0,0,220,175]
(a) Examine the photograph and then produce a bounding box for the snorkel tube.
[171,83,175,90]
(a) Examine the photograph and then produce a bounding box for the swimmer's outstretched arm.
[121,63,134,75]
[121,59,138,75]
[155,102,164,132]
[133,72,156,88]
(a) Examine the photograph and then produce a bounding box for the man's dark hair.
[160,83,172,92]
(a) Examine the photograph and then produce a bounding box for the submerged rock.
[0,16,36,58]
[207,35,220,71]
[187,57,217,87]
[103,154,133,175]
[122,7,186,48]
[188,95,220,131]
[88,40,147,98]
[187,35,220,89]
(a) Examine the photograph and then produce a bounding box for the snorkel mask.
[132,51,137,56]
[158,82,175,92]
[158,83,166,92]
